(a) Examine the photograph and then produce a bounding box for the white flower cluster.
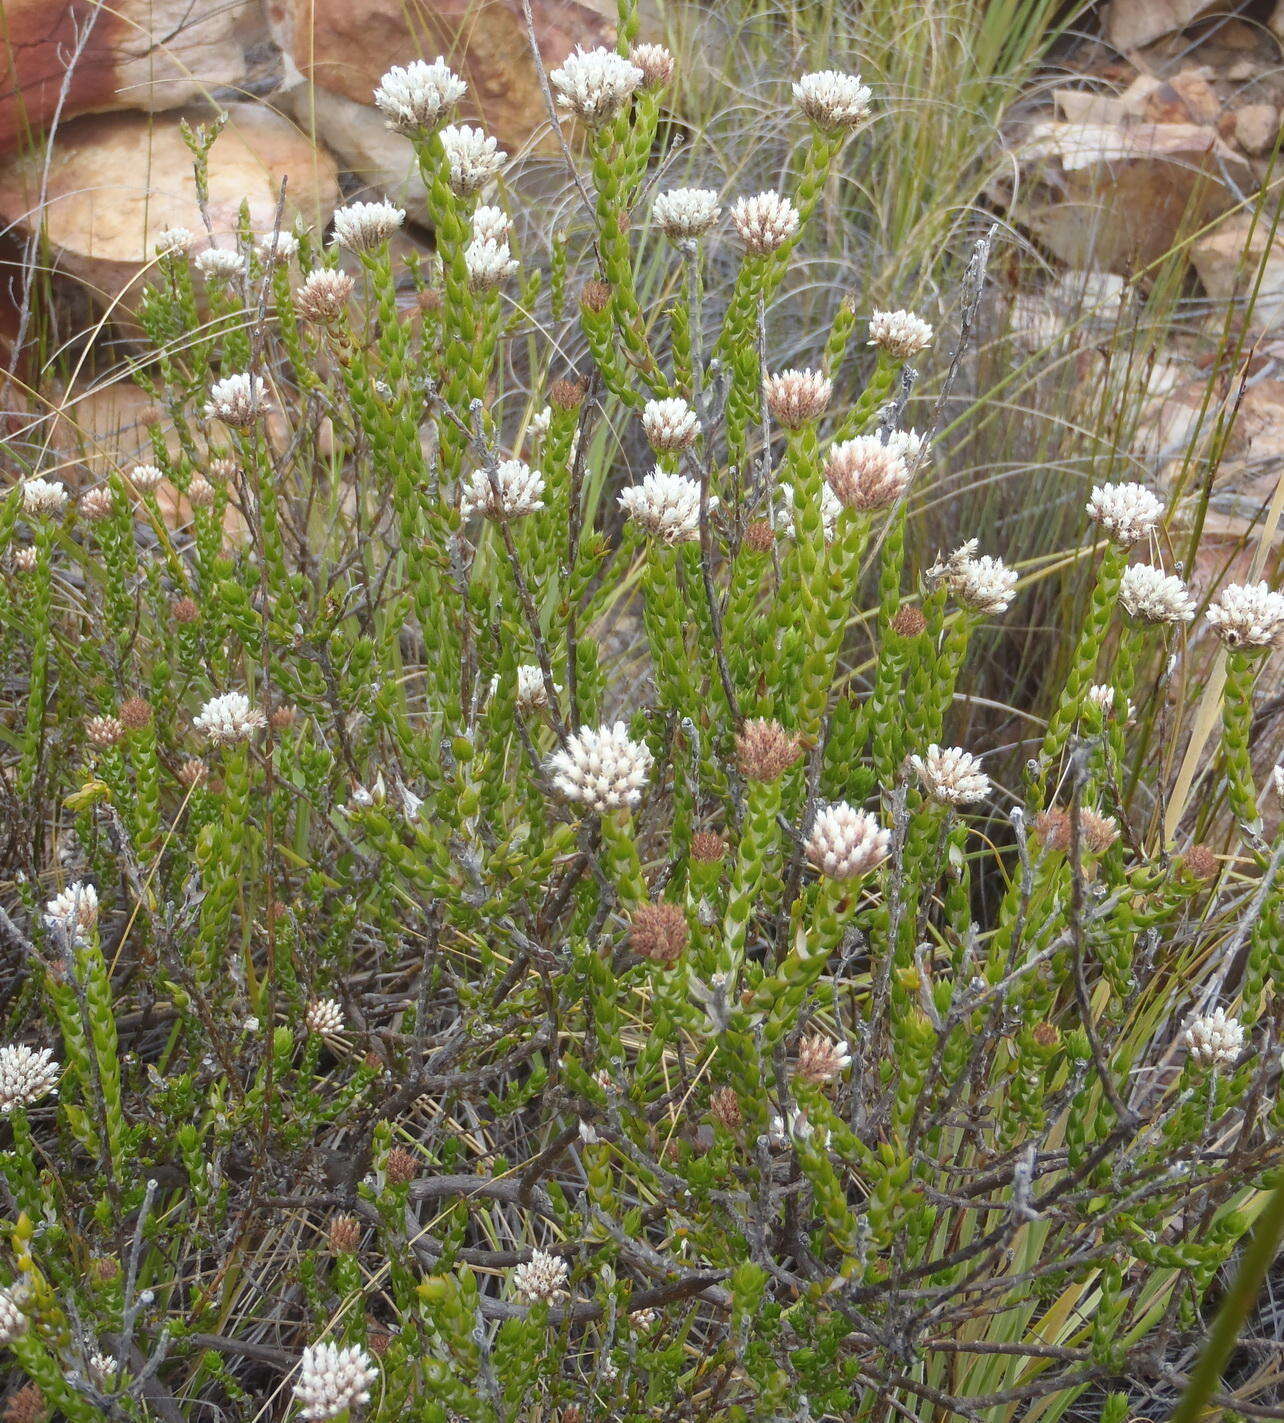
[764,368,832,427]
[868,310,934,361]
[1182,1007,1244,1070]
[305,999,344,1037]
[331,200,405,254]
[549,723,653,812]
[194,247,244,283]
[730,192,800,255]
[515,664,560,712]
[619,469,712,544]
[373,57,466,132]
[511,1247,569,1303]
[909,745,990,805]
[21,478,68,519]
[154,226,195,256]
[550,46,644,125]
[459,460,545,520]
[805,804,890,880]
[464,236,518,291]
[1206,581,1284,650]
[292,1341,378,1421]
[256,230,299,265]
[130,463,166,492]
[0,1045,60,1114]
[1085,482,1163,546]
[652,187,721,240]
[1118,565,1195,624]
[0,1286,27,1343]
[1087,684,1135,721]
[824,436,910,512]
[793,69,872,129]
[440,124,507,195]
[776,481,844,543]
[204,372,271,427]
[928,540,1017,615]
[295,268,355,324]
[641,397,700,452]
[44,881,98,944]
[193,691,267,745]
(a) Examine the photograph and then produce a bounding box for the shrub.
[0,9,1281,1420]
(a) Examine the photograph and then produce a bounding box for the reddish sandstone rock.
[0,104,341,313]
[0,0,259,155]
[267,0,618,218]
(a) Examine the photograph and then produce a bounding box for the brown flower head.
[629,901,689,966]
[172,597,200,625]
[890,605,927,637]
[1181,844,1220,882]
[690,831,727,864]
[384,1148,418,1185]
[581,279,612,314]
[709,1085,742,1130]
[328,1214,362,1254]
[735,718,802,782]
[550,378,587,411]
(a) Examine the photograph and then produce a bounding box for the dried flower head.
[731,192,800,255]
[328,1215,361,1254]
[1206,580,1284,650]
[652,187,721,240]
[549,722,653,812]
[1085,481,1164,546]
[1117,564,1195,624]
[550,46,644,124]
[1033,806,1117,855]
[85,715,124,747]
[1181,844,1220,882]
[331,200,405,253]
[119,696,152,730]
[1182,1007,1244,1070]
[515,664,560,713]
[295,269,355,324]
[0,1045,59,1113]
[194,691,267,745]
[193,247,243,283]
[20,478,67,519]
[463,236,518,291]
[549,377,586,411]
[384,1147,418,1185]
[743,519,777,553]
[630,42,674,90]
[928,540,1017,615]
[459,460,545,520]
[0,1288,28,1344]
[172,597,200,625]
[709,1085,742,1129]
[79,487,115,522]
[3,1382,45,1423]
[824,436,910,511]
[735,719,802,782]
[764,368,832,427]
[805,803,890,880]
[203,372,270,427]
[154,226,195,256]
[793,69,872,129]
[641,397,700,452]
[177,758,207,788]
[373,57,466,132]
[909,745,991,805]
[256,230,299,265]
[306,998,344,1037]
[580,278,612,313]
[890,605,927,638]
[129,463,165,492]
[868,310,934,360]
[439,124,507,194]
[690,831,727,863]
[629,902,689,966]
[618,468,712,544]
[795,1032,852,1084]
[292,1341,378,1421]
[511,1248,569,1303]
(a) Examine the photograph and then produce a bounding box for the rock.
[1101,0,1220,50]
[0,105,341,314]
[1272,0,1284,42]
[1225,59,1256,82]
[1234,103,1279,155]
[1053,89,1129,126]
[1167,68,1220,124]
[1191,213,1284,329]
[0,0,262,155]
[1004,120,1251,272]
[267,0,618,219]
